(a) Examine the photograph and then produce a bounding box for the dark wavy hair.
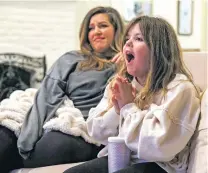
[78,6,124,70]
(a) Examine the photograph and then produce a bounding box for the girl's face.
[88,13,115,53]
[123,23,150,80]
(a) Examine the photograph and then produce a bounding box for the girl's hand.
[112,76,135,109]
[110,82,121,114]
[111,94,120,114]
[111,52,123,64]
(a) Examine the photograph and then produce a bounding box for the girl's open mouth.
[126,53,134,62]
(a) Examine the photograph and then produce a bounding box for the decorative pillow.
[187,89,208,173]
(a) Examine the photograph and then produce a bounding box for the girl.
[64,16,200,173]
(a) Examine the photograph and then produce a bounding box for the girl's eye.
[124,38,129,43]
[135,37,143,41]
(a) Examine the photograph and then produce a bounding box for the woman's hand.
[111,52,123,64]
[112,76,135,109]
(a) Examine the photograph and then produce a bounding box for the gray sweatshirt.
[17,51,116,159]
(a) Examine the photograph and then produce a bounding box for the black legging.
[0,125,23,173]
[63,156,167,173]
[23,131,103,168]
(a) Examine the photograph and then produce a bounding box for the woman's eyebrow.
[98,21,109,24]
[89,21,109,26]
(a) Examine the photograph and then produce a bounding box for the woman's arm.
[120,82,200,162]
[17,52,80,159]
[87,85,120,145]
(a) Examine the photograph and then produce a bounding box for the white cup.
[108,137,131,173]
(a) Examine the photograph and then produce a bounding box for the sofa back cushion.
[183,52,207,91]
[187,89,208,173]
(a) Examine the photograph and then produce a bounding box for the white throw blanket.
[0,88,100,146]
[43,98,100,146]
[0,88,37,136]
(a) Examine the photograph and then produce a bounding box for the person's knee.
[34,131,79,156]
[45,131,77,150]
[0,126,22,171]
[0,126,17,155]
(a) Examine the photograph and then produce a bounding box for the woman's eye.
[100,24,108,28]
[89,27,94,31]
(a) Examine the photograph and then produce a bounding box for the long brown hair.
[110,16,199,110]
[78,6,124,71]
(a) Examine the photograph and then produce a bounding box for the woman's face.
[88,13,115,53]
[123,23,150,79]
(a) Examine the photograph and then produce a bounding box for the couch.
[10,52,208,173]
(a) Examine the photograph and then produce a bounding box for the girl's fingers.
[116,76,125,84]
[111,83,120,99]
[111,56,118,62]
[111,53,121,62]
[111,94,117,103]
[111,95,120,114]
[115,58,121,64]
[116,76,129,84]
[115,54,123,64]
[112,83,119,92]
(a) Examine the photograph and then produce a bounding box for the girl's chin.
[126,69,136,77]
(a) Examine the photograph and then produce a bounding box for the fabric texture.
[63,156,167,173]
[0,125,23,173]
[0,88,37,136]
[43,98,100,146]
[86,74,200,173]
[23,131,103,168]
[0,87,99,146]
[187,89,208,173]
[17,50,116,159]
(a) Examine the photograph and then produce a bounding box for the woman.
[63,16,200,173]
[0,6,124,172]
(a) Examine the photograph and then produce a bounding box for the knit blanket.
[0,88,100,146]
[0,88,37,137]
[43,98,100,146]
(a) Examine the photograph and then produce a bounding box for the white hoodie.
[86,74,200,173]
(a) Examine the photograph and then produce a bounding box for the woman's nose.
[94,27,101,34]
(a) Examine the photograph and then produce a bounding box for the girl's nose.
[126,39,133,47]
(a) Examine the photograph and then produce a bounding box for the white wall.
[201,0,207,51]
[0,0,207,70]
[0,1,77,68]
[0,0,112,69]
[111,0,206,51]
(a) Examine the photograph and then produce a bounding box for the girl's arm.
[87,85,120,145]
[120,82,200,162]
